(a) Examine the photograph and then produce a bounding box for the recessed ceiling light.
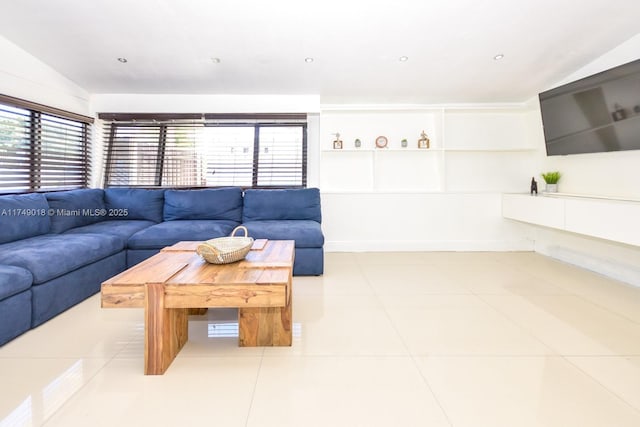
[211,57,221,64]
[304,57,314,63]
[493,54,505,60]
[117,57,128,63]
[399,56,409,62]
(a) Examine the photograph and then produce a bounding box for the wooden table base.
[144,283,189,375]
[239,303,292,347]
[103,240,295,375]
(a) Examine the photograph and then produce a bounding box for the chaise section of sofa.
[0,190,128,345]
[0,264,33,345]
[242,188,324,275]
[0,193,48,345]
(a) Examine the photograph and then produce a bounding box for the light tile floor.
[2,252,640,426]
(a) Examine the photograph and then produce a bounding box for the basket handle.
[230,225,249,237]
[196,242,224,263]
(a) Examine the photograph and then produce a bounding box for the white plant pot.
[545,183,558,193]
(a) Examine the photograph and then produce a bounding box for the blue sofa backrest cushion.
[105,189,164,223]
[46,189,105,233]
[242,188,321,222]
[0,193,51,244]
[164,187,243,221]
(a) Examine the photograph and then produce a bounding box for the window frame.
[100,114,307,189]
[0,94,93,194]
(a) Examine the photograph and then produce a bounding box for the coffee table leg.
[238,281,292,347]
[144,283,188,375]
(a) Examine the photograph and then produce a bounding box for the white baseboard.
[324,239,534,252]
[535,241,640,288]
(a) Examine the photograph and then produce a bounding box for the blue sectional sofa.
[0,187,323,346]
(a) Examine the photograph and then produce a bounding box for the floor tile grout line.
[474,293,561,356]
[353,256,455,427]
[561,354,640,416]
[476,290,640,355]
[520,264,640,327]
[571,292,640,327]
[407,353,454,427]
[508,262,577,297]
[244,347,265,427]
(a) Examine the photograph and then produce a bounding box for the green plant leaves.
[541,171,561,184]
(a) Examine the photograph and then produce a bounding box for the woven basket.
[196,226,254,264]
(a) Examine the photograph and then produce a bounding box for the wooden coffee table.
[101,239,294,375]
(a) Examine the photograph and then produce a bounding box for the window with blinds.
[101,114,307,189]
[0,95,92,194]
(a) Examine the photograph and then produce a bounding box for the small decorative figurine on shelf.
[612,103,626,121]
[530,177,538,195]
[354,138,361,148]
[418,131,430,149]
[401,138,408,148]
[333,132,343,149]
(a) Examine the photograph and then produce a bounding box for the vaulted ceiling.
[1,0,639,103]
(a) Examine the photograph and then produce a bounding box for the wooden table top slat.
[102,240,294,288]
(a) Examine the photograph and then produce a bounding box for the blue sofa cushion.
[243,188,321,222]
[164,187,243,221]
[105,189,164,223]
[46,189,105,233]
[0,193,51,244]
[0,233,125,284]
[64,219,156,241]
[0,265,33,300]
[242,220,324,248]
[128,220,239,249]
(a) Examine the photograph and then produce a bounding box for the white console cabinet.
[502,193,640,247]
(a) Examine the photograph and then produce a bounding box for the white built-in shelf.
[321,148,443,152]
[444,148,537,152]
[502,193,640,247]
[322,148,534,153]
[319,106,539,194]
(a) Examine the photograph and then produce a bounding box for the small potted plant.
[541,171,561,192]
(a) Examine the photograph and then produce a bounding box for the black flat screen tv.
[539,58,640,156]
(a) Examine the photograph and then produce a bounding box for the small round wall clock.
[375,135,388,148]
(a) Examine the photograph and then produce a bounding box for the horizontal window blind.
[104,123,163,187]
[257,126,304,187]
[101,114,306,189]
[0,104,31,193]
[39,113,89,191]
[0,95,92,194]
[203,126,254,187]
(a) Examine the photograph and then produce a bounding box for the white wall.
[90,94,320,115]
[324,192,533,252]
[0,35,90,115]
[529,33,640,286]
